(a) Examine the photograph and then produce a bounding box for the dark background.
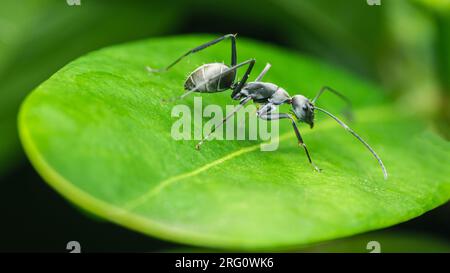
[0,0,449,252]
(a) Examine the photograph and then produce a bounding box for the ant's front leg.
[258,106,321,172]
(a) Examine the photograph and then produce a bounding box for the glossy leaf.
[19,35,450,250]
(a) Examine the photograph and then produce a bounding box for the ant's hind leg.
[258,109,321,172]
[147,34,237,73]
[161,89,196,103]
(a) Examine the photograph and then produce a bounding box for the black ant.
[146,34,388,179]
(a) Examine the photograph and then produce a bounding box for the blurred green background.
[0,0,449,252]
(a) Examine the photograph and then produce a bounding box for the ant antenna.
[314,106,388,179]
[312,86,354,122]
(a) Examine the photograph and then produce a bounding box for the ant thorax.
[240,82,290,104]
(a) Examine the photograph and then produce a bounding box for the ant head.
[290,95,315,128]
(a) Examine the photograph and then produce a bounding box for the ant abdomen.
[184,63,236,93]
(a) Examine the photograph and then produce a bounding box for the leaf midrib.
[124,104,393,211]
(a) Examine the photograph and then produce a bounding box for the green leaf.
[167,231,450,253]
[19,35,450,250]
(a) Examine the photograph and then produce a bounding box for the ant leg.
[231,59,256,99]
[163,59,256,102]
[255,63,272,82]
[312,86,353,121]
[256,103,274,116]
[231,62,270,100]
[147,34,237,73]
[258,108,321,172]
[195,96,252,150]
[231,62,272,100]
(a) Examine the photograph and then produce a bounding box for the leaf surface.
[19,35,450,249]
